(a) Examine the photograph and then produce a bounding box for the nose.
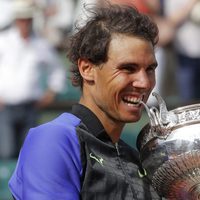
[131,70,153,90]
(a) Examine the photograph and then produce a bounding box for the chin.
[123,115,142,123]
[131,117,141,123]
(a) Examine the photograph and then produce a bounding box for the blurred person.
[33,0,77,49]
[164,0,200,105]
[0,0,14,31]
[0,0,66,159]
[9,3,161,199]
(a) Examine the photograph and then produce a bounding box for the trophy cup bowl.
[137,93,200,199]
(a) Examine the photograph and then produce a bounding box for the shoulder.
[32,35,54,50]
[0,28,15,45]
[15,112,82,164]
[9,113,83,199]
[23,113,81,150]
[18,112,83,178]
[35,112,81,133]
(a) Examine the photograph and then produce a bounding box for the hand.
[0,100,5,111]
[36,90,56,109]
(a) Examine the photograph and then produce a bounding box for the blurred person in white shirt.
[32,0,76,48]
[0,0,67,159]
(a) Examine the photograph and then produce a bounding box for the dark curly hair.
[67,3,159,88]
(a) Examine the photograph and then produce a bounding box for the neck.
[79,96,124,143]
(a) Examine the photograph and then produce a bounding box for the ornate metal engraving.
[137,93,200,199]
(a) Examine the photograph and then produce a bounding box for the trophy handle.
[152,92,178,126]
[141,93,178,138]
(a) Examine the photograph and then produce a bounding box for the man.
[0,0,66,159]
[9,3,161,199]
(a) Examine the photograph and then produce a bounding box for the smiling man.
[9,3,161,200]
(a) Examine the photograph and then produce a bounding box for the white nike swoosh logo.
[89,153,104,166]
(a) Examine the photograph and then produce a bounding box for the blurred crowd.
[0,0,200,159]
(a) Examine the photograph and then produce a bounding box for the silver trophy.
[137,93,200,199]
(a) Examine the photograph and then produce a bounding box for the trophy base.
[152,150,200,199]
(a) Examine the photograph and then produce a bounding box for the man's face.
[91,34,157,124]
[15,18,33,39]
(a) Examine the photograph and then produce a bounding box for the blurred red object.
[110,0,152,14]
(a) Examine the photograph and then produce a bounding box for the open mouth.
[122,96,143,106]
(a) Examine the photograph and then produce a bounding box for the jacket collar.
[71,104,108,139]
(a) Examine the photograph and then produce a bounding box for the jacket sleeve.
[9,122,82,200]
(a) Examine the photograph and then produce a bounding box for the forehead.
[15,18,32,23]
[107,34,156,63]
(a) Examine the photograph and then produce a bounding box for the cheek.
[108,75,130,95]
[148,72,156,87]
[111,72,131,85]
[96,76,123,102]
[152,75,156,87]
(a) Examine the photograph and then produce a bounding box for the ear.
[78,58,95,82]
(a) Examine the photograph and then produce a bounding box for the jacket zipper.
[114,143,138,199]
[115,142,120,156]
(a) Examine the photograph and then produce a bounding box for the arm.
[37,43,67,109]
[146,0,198,46]
[36,89,56,108]
[164,0,198,27]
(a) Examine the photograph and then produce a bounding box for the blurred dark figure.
[0,0,66,159]
[164,0,200,105]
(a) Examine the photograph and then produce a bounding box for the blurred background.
[0,0,200,199]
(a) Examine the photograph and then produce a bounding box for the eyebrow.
[117,62,138,68]
[117,61,158,68]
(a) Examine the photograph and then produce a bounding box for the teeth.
[123,96,142,105]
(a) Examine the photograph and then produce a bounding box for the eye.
[120,64,137,73]
[146,65,157,74]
